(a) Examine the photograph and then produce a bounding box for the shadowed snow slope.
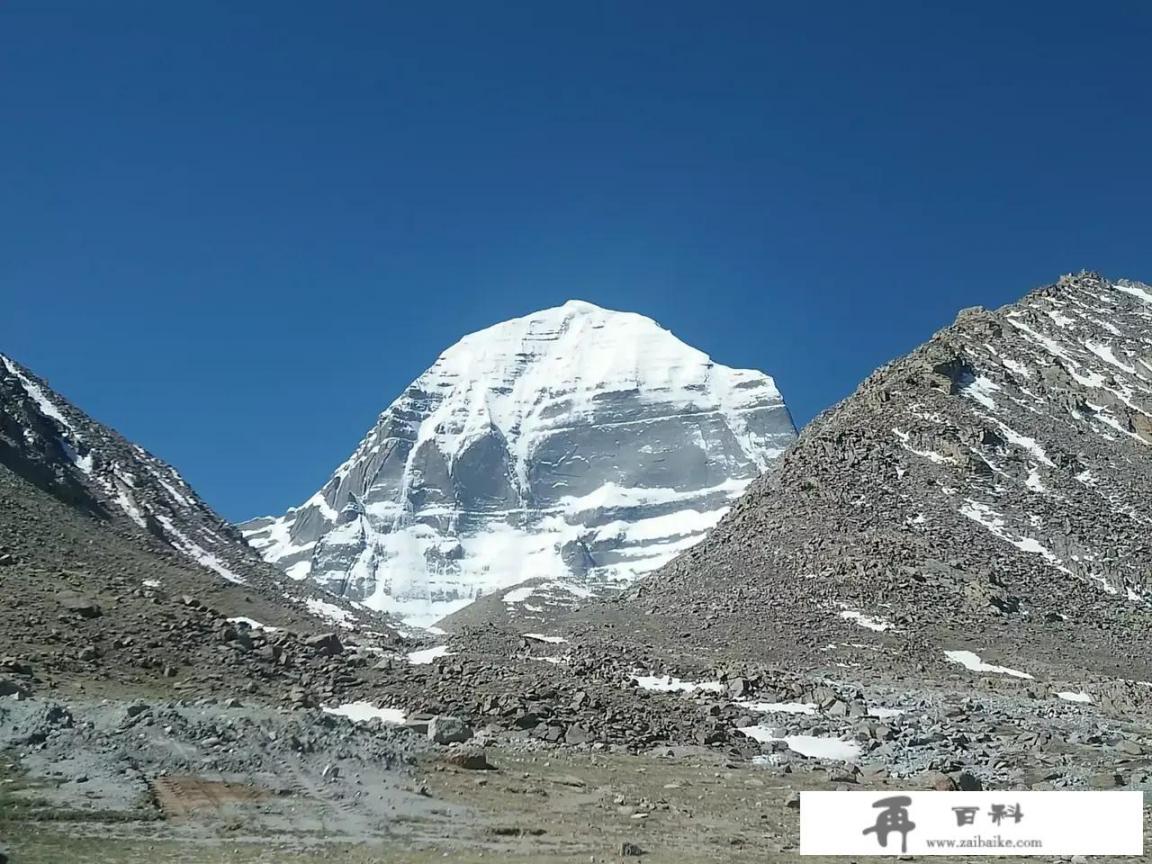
[242,300,795,627]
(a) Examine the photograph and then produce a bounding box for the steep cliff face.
[242,300,795,626]
[626,274,1152,679]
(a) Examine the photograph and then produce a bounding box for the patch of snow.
[284,560,313,581]
[744,702,817,715]
[1085,341,1136,374]
[892,428,954,464]
[633,675,724,694]
[322,702,406,724]
[961,374,1001,410]
[522,633,568,644]
[305,597,356,627]
[1057,691,1092,704]
[944,649,1033,680]
[991,419,1054,466]
[142,579,161,589]
[503,580,595,608]
[503,585,537,604]
[1000,356,1032,378]
[740,727,862,762]
[113,482,149,529]
[868,707,905,719]
[227,616,279,633]
[839,610,893,632]
[1116,282,1152,304]
[958,500,1076,577]
[407,645,453,665]
[155,514,246,584]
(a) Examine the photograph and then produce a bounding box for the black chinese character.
[863,795,916,854]
[988,803,1023,825]
[952,806,979,826]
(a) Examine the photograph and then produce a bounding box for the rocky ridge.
[0,351,392,634]
[618,273,1152,680]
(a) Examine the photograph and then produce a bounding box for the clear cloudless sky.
[2,2,1150,521]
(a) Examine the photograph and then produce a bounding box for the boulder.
[0,677,30,698]
[428,715,473,745]
[443,748,494,770]
[58,593,102,619]
[304,633,343,656]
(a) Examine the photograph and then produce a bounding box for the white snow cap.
[406,298,785,471]
[243,298,795,627]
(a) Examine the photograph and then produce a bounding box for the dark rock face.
[628,273,1152,679]
[243,300,795,626]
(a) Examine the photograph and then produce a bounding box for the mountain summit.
[242,300,796,625]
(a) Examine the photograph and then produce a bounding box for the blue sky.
[2,2,1149,521]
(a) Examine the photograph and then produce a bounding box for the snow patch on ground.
[227,616,279,633]
[868,706,905,719]
[503,580,595,607]
[522,633,568,644]
[741,727,862,762]
[407,645,453,665]
[503,585,536,604]
[305,598,356,627]
[839,610,893,632]
[633,675,724,694]
[744,702,817,715]
[322,702,406,725]
[1057,691,1092,704]
[944,649,1033,679]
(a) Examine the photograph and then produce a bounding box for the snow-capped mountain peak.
[241,301,796,627]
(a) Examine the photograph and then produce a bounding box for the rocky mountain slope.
[242,300,795,627]
[616,273,1152,681]
[0,351,389,644]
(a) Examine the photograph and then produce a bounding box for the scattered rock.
[0,677,30,698]
[427,716,473,745]
[58,593,102,619]
[443,748,494,770]
[304,633,343,657]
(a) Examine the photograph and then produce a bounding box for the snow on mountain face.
[242,300,796,627]
[0,352,254,584]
